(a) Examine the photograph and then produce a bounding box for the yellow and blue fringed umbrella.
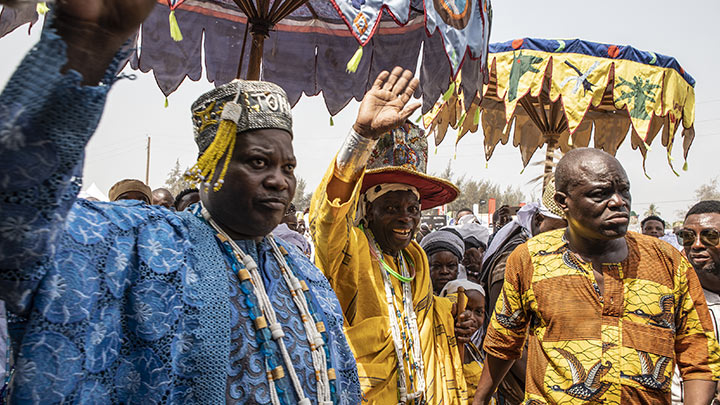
[424,38,696,181]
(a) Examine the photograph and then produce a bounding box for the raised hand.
[39,0,156,84]
[353,66,421,140]
[54,0,156,38]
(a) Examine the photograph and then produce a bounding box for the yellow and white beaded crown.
[186,81,293,191]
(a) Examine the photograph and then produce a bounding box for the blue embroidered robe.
[0,26,360,405]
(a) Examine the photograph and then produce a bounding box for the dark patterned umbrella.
[0,0,493,116]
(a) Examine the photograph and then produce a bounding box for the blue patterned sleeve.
[0,25,123,315]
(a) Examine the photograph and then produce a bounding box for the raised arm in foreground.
[0,0,155,314]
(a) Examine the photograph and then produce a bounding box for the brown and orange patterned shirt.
[483,229,720,404]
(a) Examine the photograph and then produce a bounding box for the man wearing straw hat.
[0,0,367,403]
[310,67,477,404]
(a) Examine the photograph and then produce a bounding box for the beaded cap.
[361,121,458,210]
[543,177,565,219]
[190,81,293,154]
[186,81,293,191]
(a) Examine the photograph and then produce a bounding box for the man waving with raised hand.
[310,67,476,404]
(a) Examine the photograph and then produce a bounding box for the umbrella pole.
[236,23,251,80]
[543,134,558,191]
[247,32,265,80]
[246,21,271,80]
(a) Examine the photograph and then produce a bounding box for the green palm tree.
[644,203,661,218]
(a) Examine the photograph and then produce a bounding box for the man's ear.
[555,191,569,214]
[365,201,374,224]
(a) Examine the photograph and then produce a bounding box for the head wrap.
[457,213,480,225]
[439,279,486,298]
[356,183,420,225]
[108,179,152,203]
[543,177,565,219]
[516,196,564,235]
[441,279,488,349]
[365,183,420,203]
[515,202,540,234]
[185,80,293,191]
[273,223,311,256]
[484,198,565,266]
[420,227,465,261]
[454,222,490,250]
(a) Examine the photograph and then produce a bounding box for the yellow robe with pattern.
[484,229,720,404]
[463,361,483,399]
[309,163,467,404]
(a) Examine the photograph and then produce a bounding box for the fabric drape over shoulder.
[309,161,467,404]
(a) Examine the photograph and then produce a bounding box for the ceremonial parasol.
[423,38,696,184]
[0,0,492,116]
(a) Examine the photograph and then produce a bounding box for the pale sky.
[1,0,718,222]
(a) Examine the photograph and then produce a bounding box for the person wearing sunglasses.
[680,201,720,286]
[676,200,720,404]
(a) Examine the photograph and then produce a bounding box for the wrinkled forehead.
[685,212,720,229]
[373,189,420,204]
[576,157,629,186]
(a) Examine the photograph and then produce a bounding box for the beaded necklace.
[203,209,335,405]
[364,229,426,404]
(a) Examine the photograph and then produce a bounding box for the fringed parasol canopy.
[424,38,696,181]
[0,0,493,116]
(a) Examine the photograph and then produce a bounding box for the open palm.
[0,0,156,37]
[56,0,156,36]
[353,67,421,140]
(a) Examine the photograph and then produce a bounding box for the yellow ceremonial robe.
[462,362,482,400]
[309,163,467,404]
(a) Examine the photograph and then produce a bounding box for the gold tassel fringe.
[184,102,241,191]
[169,10,184,42]
[346,46,363,73]
[36,2,50,14]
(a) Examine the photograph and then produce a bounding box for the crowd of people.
[0,1,719,404]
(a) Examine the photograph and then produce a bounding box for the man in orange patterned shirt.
[473,148,720,405]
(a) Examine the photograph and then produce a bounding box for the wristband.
[334,128,377,182]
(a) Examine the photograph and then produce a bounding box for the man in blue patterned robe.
[0,1,361,403]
